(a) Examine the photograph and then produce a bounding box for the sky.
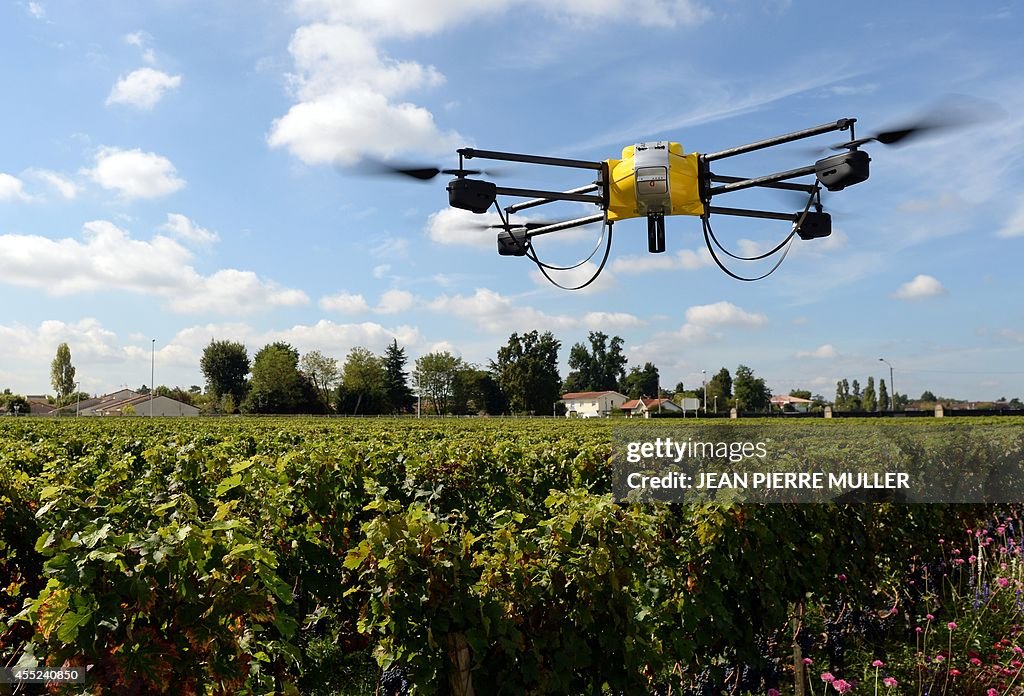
[1,0,1023,402]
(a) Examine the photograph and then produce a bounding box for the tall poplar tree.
[50,343,76,405]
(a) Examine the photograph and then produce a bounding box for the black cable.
[529,221,614,290]
[528,220,607,271]
[707,183,819,261]
[702,215,795,282]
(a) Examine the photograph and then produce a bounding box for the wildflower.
[768,689,781,696]
[947,621,957,630]
[872,659,884,667]
[916,626,923,634]
[970,657,982,666]
[1015,646,1024,655]
[988,689,1000,696]
[950,668,961,676]
[969,555,977,563]
[997,577,1010,588]
[832,679,853,693]
[821,671,835,682]
[837,573,847,581]
[935,654,945,662]
[926,614,935,621]
[804,657,814,665]
[883,676,897,687]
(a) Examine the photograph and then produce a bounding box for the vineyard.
[1,417,1023,695]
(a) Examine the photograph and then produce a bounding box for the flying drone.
[375,111,965,290]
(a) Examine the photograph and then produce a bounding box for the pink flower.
[872,659,884,667]
[821,671,835,682]
[969,555,977,563]
[926,613,935,621]
[950,668,961,676]
[768,690,781,696]
[833,679,853,694]
[947,621,957,630]
[804,657,814,665]
[997,577,1010,588]
[883,676,897,687]
[916,626,923,634]
[935,654,945,662]
[970,657,983,666]
[837,573,847,581]
[987,689,999,696]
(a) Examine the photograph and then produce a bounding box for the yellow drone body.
[604,141,704,222]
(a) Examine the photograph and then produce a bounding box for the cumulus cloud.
[893,274,946,300]
[796,344,838,359]
[162,213,218,245]
[25,169,80,199]
[107,68,182,109]
[83,147,185,199]
[664,301,768,344]
[272,1,709,166]
[426,287,640,333]
[0,173,30,202]
[610,247,713,274]
[320,292,370,313]
[0,220,307,314]
[26,1,44,19]
[375,288,415,314]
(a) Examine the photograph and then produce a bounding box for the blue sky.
[2,0,1022,401]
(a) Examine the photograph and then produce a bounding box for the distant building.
[621,397,682,418]
[89,393,199,417]
[770,394,813,413]
[562,391,628,418]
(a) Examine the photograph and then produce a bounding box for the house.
[621,397,683,418]
[562,391,628,418]
[90,393,200,417]
[770,394,814,413]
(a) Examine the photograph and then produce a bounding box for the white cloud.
[375,288,415,314]
[893,274,946,300]
[162,213,218,245]
[272,1,709,166]
[0,220,307,314]
[429,287,578,333]
[0,173,30,202]
[425,208,501,250]
[796,344,838,359]
[84,147,185,200]
[262,319,423,355]
[372,264,392,279]
[997,202,1024,238]
[107,68,182,109]
[610,247,713,274]
[27,1,45,19]
[582,311,645,330]
[25,169,80,199]
[320,292,370,313]
[684,301,767,328]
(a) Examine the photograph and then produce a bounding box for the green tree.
[920,390,937,402]
[461,368,508,415]
[382,339,416,414]
[199,340,250,406]
[621,362,660,399]
[789,389,812,400]
[0,392,30,416]
[863,377,878,412]
[242,342,311,414]
[300,350,339,411]
[879,378,890,411]
[414,351,466,415]
[705,368,732,412]
[491,330,561,414]
[337,347,387,415]
[733,364,770,412]
[562,331,627,393]
[50,342,76,405]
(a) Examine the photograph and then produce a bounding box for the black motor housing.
[447,178,496,214]
[815,150,870,191]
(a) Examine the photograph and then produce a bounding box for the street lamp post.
[75,381,81,417]
[714,395,718,413]
[151,339,155,418]
[879,358,894,411]
[702,370,707,414]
